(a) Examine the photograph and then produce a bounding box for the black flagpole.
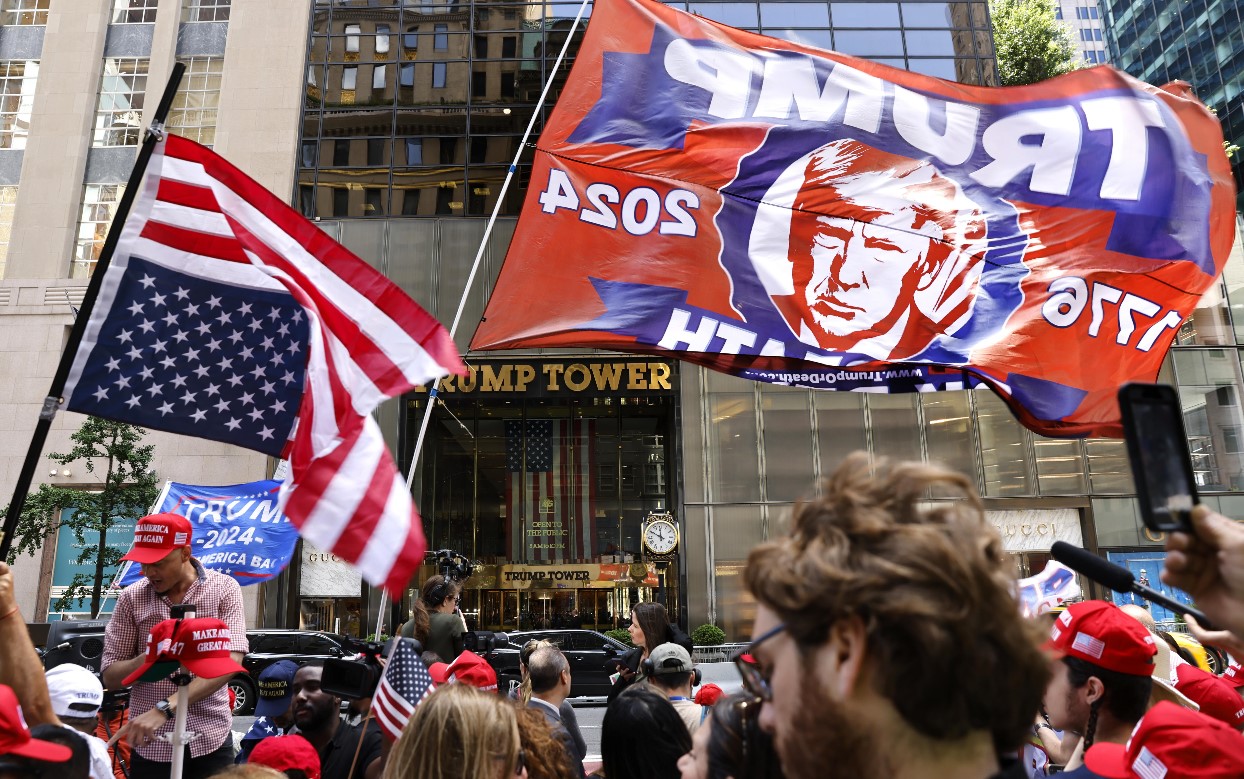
[0,63,185,560]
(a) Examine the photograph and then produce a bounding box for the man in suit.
[527,646,586,778]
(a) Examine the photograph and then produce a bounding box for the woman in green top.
[422,574,466,663]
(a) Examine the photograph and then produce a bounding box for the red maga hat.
[444,650,498,692]
[249,734,321,779]
[1174,663,1244,729]
[1047,600,1156,677]
[0,684,73,763]
[1221,662,1244,690]
[123,617,245,685]
[120,513,193,565]
[1084,701,1244,779]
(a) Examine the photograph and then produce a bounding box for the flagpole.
[0,64,187,560]
[386,2,588,637]
[403,0,592,490]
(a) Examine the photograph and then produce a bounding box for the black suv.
[482,629,629,699]
[229,629,355,715]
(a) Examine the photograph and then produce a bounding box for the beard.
[776,677,890,779]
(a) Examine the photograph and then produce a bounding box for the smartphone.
[169,604,196,619]
[1118,383,1198,532]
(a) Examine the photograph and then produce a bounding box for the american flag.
[504,419,596,561]
[1131,746,1167,779]
[61,134,464,596]
[371,637,435,741]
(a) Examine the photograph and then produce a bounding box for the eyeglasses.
[733,623,786,702]
[515,748,527,776]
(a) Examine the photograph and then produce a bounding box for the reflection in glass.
[760,388,815,501]
[833,29,905,55]
[759,1,829,27]
[833,2,899,27]
[1034,438,1086,495]
[708,392,761,502]
[869,394,921,462]
[688,1,759,26]
[977,391,1033,496]
[1171,349,1244,491]
[923,393,977,483]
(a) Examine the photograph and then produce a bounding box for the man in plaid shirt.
[101,513,248,779]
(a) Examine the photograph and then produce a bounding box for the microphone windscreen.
[1050,541,1135,593]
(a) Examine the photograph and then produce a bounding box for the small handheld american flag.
[371,638,436,741]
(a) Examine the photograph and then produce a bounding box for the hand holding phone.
[1118,383,1198,532]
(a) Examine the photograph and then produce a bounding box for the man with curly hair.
[741,453,1050,779]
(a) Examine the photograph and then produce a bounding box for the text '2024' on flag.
[470,0,1237,438]
[61,133,465,596]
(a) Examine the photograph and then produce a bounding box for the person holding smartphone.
[607,603,693,703]
[1162,504,1244,645]
[421,574,466,664]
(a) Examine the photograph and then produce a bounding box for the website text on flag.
[471,0,1236,439]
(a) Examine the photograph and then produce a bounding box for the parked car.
[229,629,356,715]
[481,629,629,699]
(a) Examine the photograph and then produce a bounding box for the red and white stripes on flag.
[371,637,436,741]
[505,419,596,562]
[76,134,464,595]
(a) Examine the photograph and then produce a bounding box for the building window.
[399,63,415,87]
[299,185,315,218]
[1054,6,1062,19]
[72,184,126,279]
[0,60,37,150]
[111,0,157,24]
[92,58,149,148]
[181,0,230,23]
[434,24,448,51]
[1,0,48,25]
[367,137,385,166]
[332,187,348,216]
[405,137,423,165]
[471,70,486,98]
[432,62,446,88]
[403,26,419,53]
[502,36,517,58]
[345,24,361,56]
[376,24,391,56]
[372,63,388,90]
[334,139,350,166]
[0,185,16,278]
[167,56,222,146]
[475,35,488,58]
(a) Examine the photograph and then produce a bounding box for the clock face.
[644,520,678,554]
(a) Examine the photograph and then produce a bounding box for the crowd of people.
[4,453,1244,778]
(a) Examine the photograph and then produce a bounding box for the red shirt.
[101,559,248,761]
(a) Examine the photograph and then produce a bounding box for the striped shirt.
[101,559,248,761]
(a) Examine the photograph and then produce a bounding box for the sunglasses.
[515,748,527,775]
[733,623,786,702]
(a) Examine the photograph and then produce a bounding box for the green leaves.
[2,418,159,617]
[990,0,1081,87]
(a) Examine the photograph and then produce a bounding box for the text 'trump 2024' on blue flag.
[116,480,298,588]
[470,0,1237,438]
[62,134,465,596]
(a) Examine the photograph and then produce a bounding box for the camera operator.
[289,662,383,779]
[422,575,466,664]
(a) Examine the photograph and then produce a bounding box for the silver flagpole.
[384,0,592,641]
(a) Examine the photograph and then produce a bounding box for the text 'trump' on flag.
[61,133,465,596]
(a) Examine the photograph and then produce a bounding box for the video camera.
[321,637,412,700]
[460,630,510,654]
[432,549,478,582]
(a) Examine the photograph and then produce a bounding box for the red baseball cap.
[0,684,73,763]
[1174,664,1244,729]
[1048,601,1156,677]
[1221,662,1244,690]
[121,513,193,564]
[428,662,450,685]
[248,734,321,779]
[442,651,498,692]
[1084,701,1244,778]
[123,617,245,685]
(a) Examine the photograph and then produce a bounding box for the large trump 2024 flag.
[471,0,1237,437]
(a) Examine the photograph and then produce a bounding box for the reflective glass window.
[905,29,958,55]
[760,387,815,502]
[923,393,977,483]
[766,29,832,48]
[976,390,1033,496]
[868,394,921,462]
[1034,437,1086,495]
[832,2,898,27]
[1087,438,1131,493]
[814,392,867,477]
[688,2,759,26]
[760,2,830,27]
[1171,349,1244,491]
[901,2,952,27]
[907,57,956,78]
[833,29,905,56]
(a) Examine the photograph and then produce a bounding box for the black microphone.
[1050,541,1215,630]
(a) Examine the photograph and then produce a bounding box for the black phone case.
[1118,382,1199,533]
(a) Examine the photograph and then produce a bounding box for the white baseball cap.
[44,664,103,718]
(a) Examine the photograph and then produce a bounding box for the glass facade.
[297,2,1244,638]
[1100,0,1244,207]
[297,0,997,220]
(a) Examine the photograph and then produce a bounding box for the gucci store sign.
[300,543,362,597]
[987,509,1082,552]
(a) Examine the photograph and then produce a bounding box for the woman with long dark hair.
[607,602,692,702]
[601,686,691,779]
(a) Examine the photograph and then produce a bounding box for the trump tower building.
[1,0,1243,643]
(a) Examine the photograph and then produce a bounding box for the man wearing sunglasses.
[740,453,1050,779]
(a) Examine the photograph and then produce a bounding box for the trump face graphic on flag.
[749,138,990,362]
